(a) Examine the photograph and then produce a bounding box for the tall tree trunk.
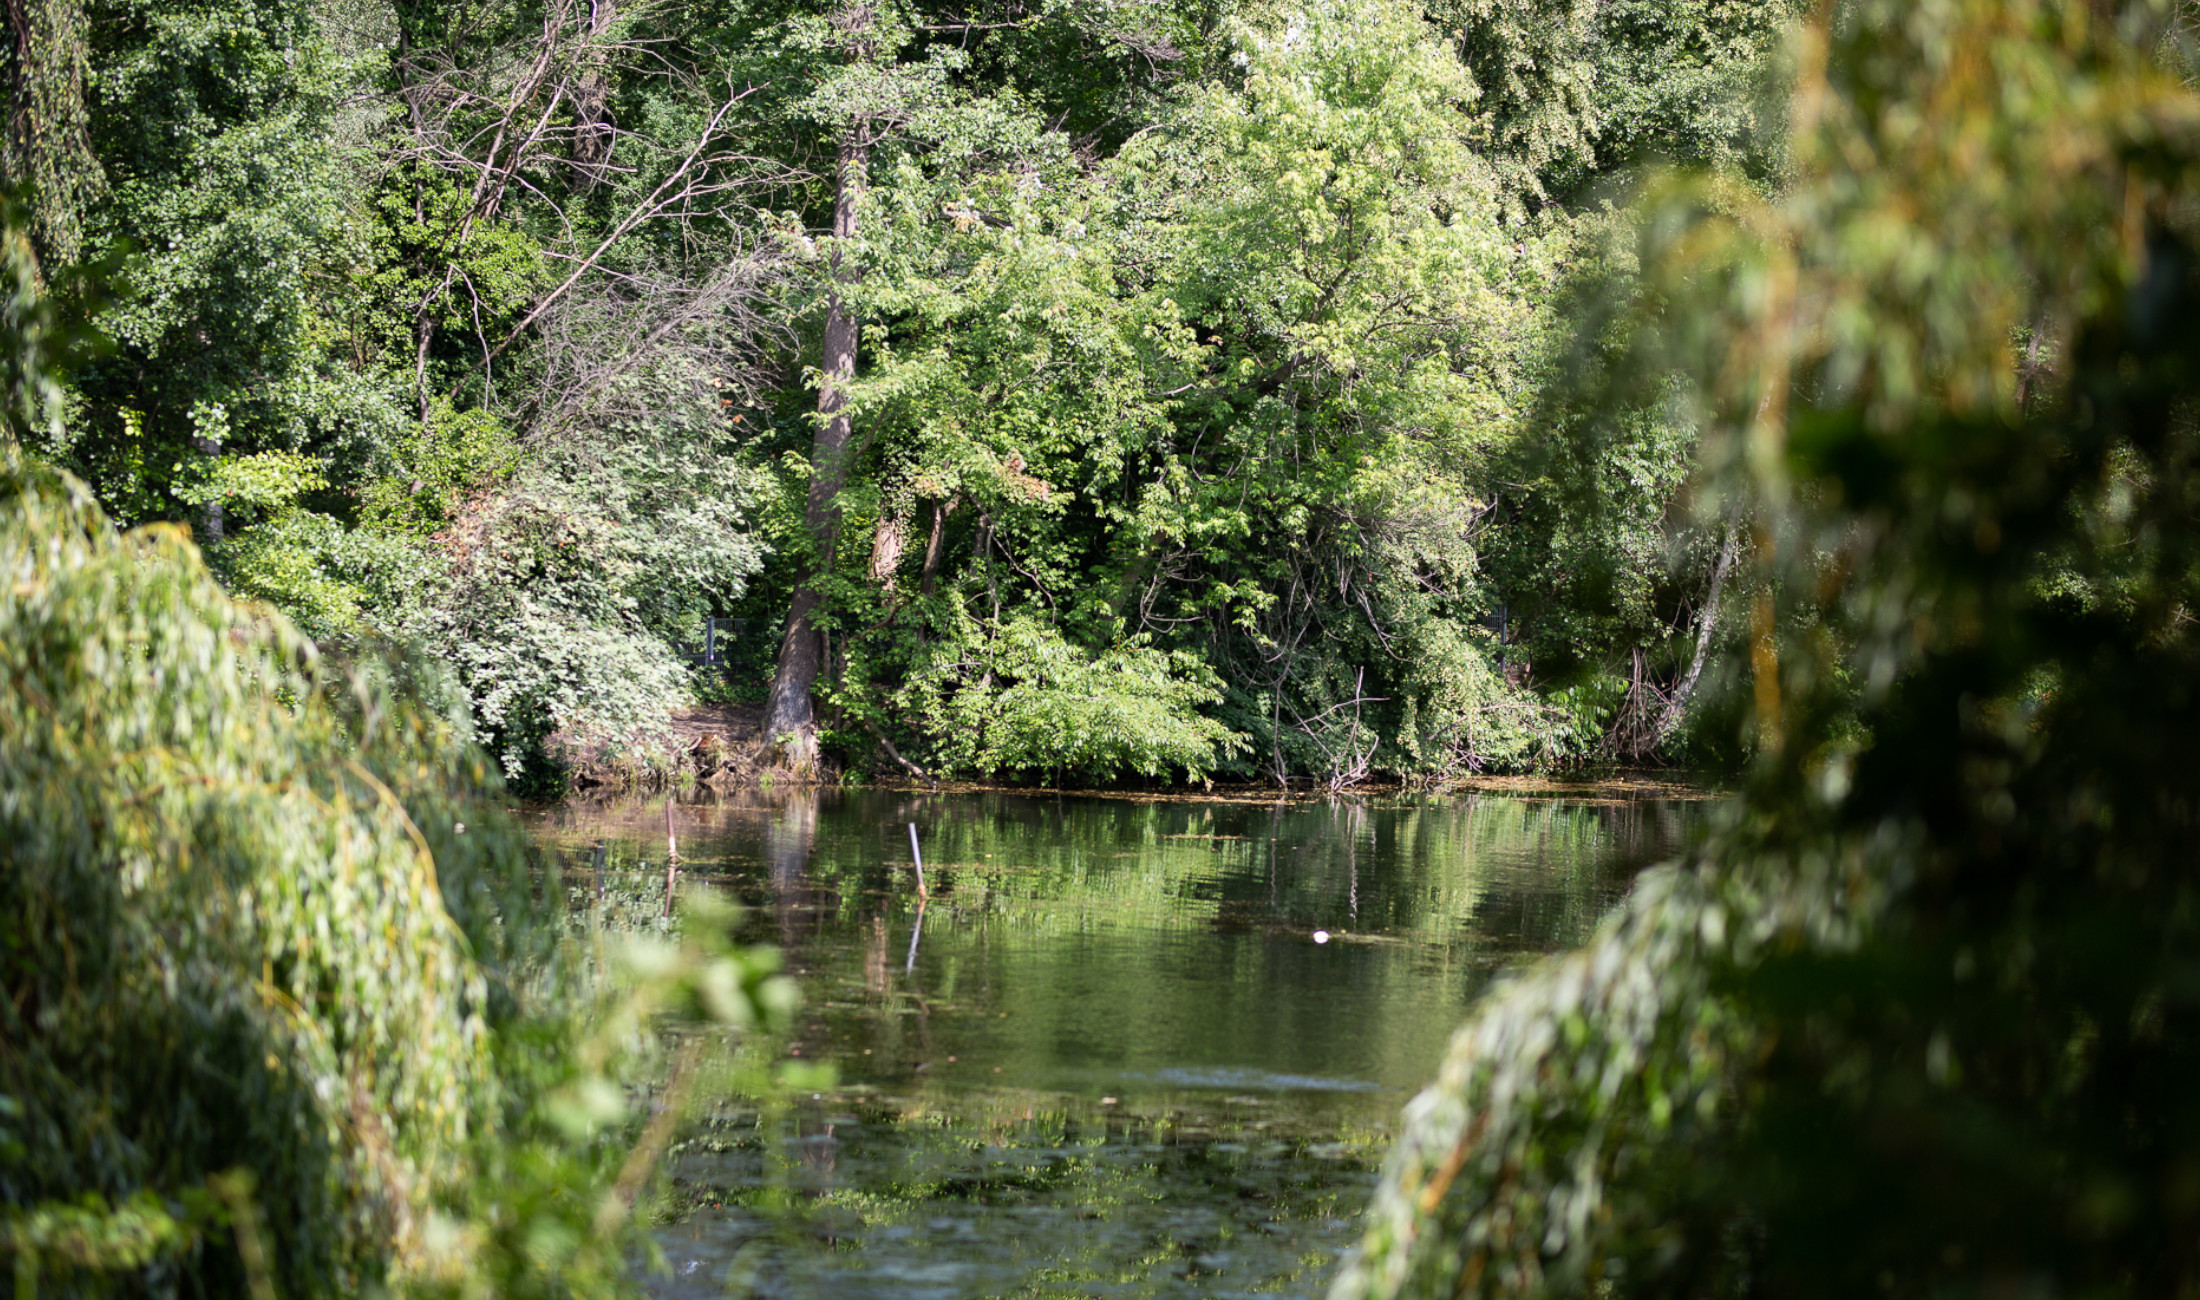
[571,0,616,188]
[918,496,955,596]
[869,509,906,584]
[762,127,867,773]
[192,430,223,545]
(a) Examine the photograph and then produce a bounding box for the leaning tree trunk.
[1653,515,1743,747]
[761,128,867,774]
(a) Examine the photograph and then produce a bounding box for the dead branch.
[525,234,789,443]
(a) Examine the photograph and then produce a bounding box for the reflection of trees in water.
[764,791,818,949]
[1341,799,1366,922]
[546,789,1704,954]
[539,788,1713,1108]
[865,915,891,995]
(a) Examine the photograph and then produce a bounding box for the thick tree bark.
[868,510,906,584]
[762,128,868,773]
[413,311,438,418]
[918,496,955,597]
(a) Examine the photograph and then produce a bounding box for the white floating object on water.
[1313,930,1331,944]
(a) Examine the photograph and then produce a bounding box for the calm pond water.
[529,786,1708,1300]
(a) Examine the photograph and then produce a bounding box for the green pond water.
[530,786,1708,1299]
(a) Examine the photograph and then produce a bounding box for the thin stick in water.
[904,898,926,974]
[907,821,929,899]
[664,797,679,919]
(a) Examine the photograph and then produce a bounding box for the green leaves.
[1338,3,2200,1297]
[0,197,76,454]
[23,0,1807,788]
[1174,0,1528,429]
[799,0,1589,784]
[172,447,327,509]
[2,1182,239,1291]
[1,454,800,1297]
[898,615,1247,782]
[412,417,769,780]
[0,461,494,1293]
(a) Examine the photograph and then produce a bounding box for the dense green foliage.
[2,0,1803,788]
[13,0,2200,1294]
[1335,1,2200,1295]
[0,437,799,1292]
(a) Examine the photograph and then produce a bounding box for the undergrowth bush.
[408,424,768,785]
[0,462,795,1297]
[888,615,1247,783]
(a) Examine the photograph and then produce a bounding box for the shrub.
[0,464,503,1293]
[0,463,793,1296]
[896,615,1247,783]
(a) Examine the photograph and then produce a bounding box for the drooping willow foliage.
[0,458,514,1292]
[1,452,801,1297]
[0,198,801,1291]
[1335,2,2200,1296]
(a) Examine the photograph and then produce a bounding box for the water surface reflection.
[531,787,1707,1298]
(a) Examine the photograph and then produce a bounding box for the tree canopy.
[4,0,1803,790]
[1335,1,2200,1294]
[13,0,2200,1294]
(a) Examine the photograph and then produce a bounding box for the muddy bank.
[556,703,774,790]
[553,704,1726,802]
